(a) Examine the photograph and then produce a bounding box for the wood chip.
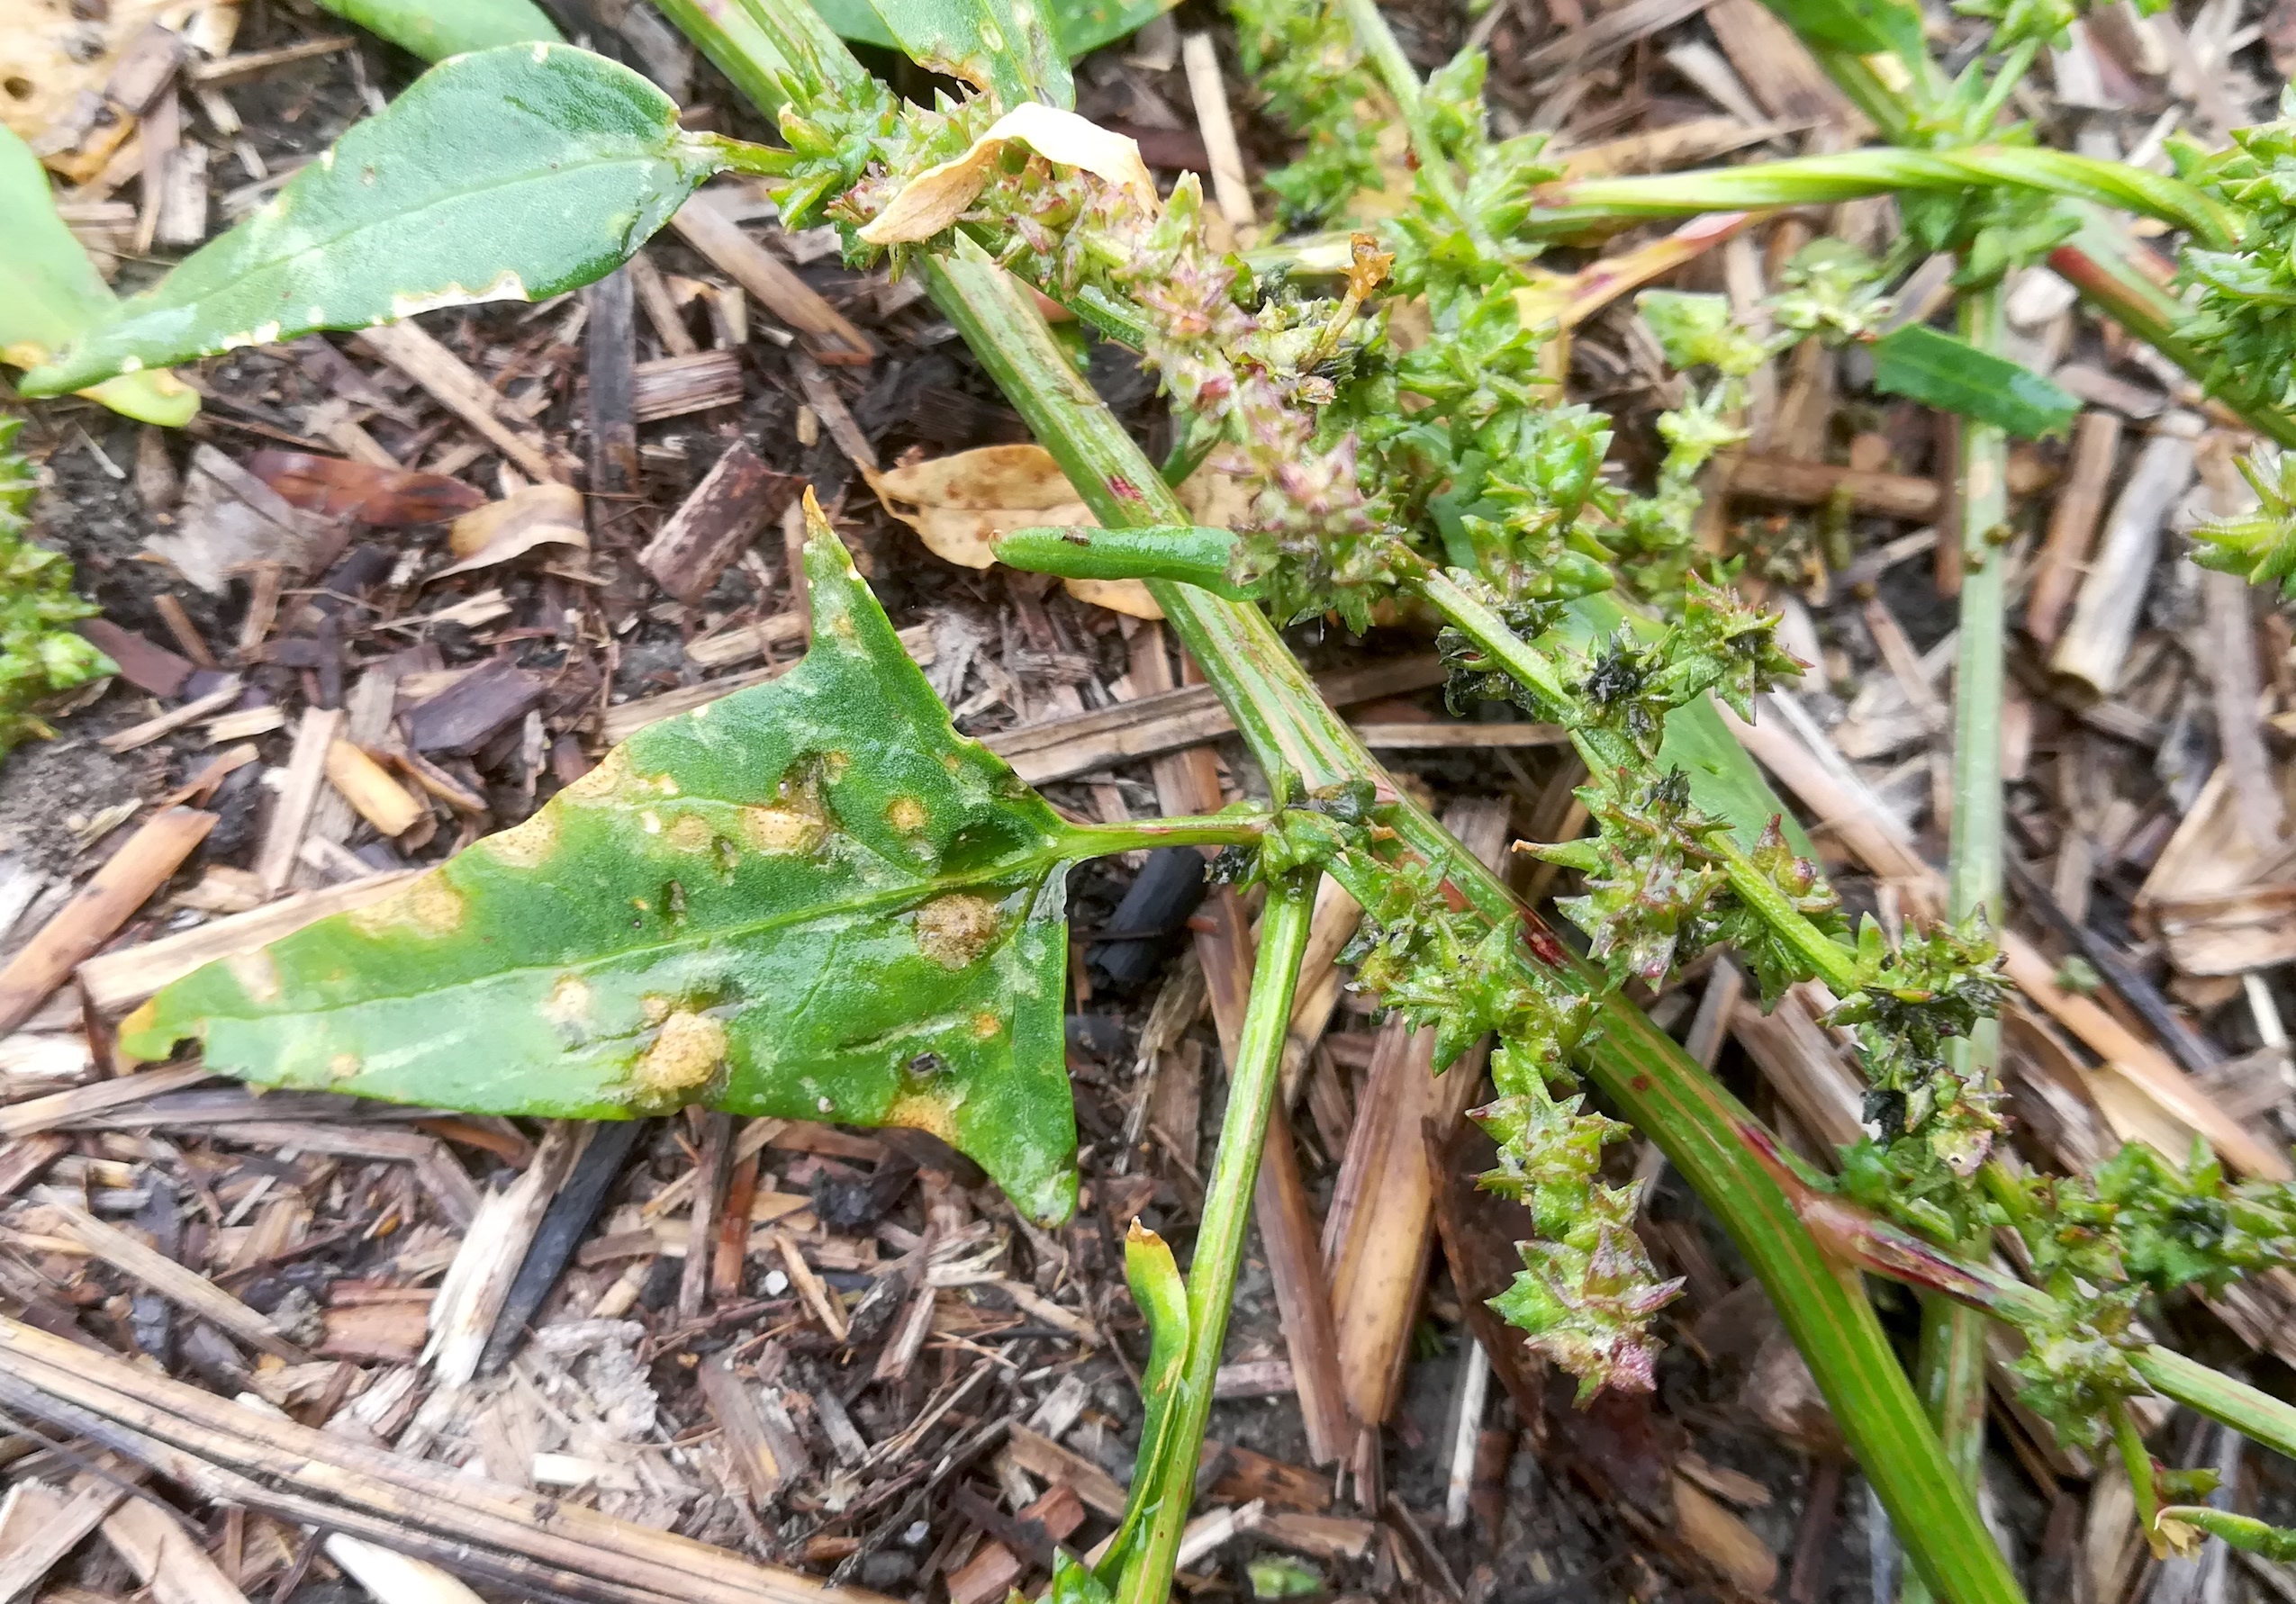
[32,1202,305,1361]
[324,740,425,836]
[0,807,215,1033]
[399,660,546,757]
[354,323,573,484]
[0,1317,891,1604]
[0,1063,213,1140]
[1004,1425,1127,1519]
[638,443,782,605]
[668,196,873,363]
[631,350,745,423]
[99,677,244,753]
[254,707,343,895]
[80,618,194,697]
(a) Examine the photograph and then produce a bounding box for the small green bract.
[0,418,113,761]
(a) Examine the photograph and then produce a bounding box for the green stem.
[1780,15,2296,452]
[1406,560,1862,995]
[1333,0,1493,259]
[1062,814,1266,854]
[1806,44,1924,136]
[1903,284,2011,1602]
[1115,871,1315,1604]
[1967,39,2040,132]
[1528,149,2236,246]
[922,245,2027,1604]
[2112,1400,2163,1540]
[2131,1346,2296,1464]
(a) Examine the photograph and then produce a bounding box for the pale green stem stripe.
[1903,281,2011,1604]
[1115,871,1315,1604]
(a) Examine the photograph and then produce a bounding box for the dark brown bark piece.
[400,660,548,757]
[80,619,194,698]
[588,270,640,496]
[638,443,783,606]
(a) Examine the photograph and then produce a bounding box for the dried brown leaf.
[871,443,1161,617]
[249,449,487,527]
[432,482,587,579]
[858,105,1156,246]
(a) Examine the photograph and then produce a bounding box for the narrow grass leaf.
[313,0,561,60]
[1870,324,2080,439]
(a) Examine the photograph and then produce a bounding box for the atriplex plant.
[27,0,2296,1594]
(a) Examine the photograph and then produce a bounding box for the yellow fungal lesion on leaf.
[972,1011,1003,1040]
[226,950,284,1005]
[885,1087,959,1144]
[562,747,631,803]
[328,1053,361,1082]
[485,807,559,868]
[741,805,826,855]
[633,1010,728,1098]
[348,873,466,939]
[886,796,929,833]
[915,895,1000,970]
[545,974,592,1029]
[665,814,716,854]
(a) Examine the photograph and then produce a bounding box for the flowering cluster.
[1260,785,1681,1393]
[0,418,111,758]
[1989,1140,2296,1446]
[2172,96,2296,414]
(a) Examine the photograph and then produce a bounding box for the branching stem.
[1405,558,1862,994]
[920,246,2028,1604]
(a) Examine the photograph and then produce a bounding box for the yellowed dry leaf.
[432,482,586,580]
[859,104,1156,246]
[872,443,1161,617]
[2,0,197,174]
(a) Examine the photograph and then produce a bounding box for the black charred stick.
[476,1119,648,1375]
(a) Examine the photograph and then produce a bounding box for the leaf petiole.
[1062,812,1268,857]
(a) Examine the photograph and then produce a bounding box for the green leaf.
[1098,1223,1189,1583]
[0,418,115,760]
[992,524,1256,598]
[1869,323,2080,439]
[1756,0,1927,65]
[815,0,1173,59]
[22,46,728,400]
[121,496,1092,1225]
[312,0,560,61]
[863,0,1074,106]
[0,127,198,427]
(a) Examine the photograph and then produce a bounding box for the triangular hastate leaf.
[123,500,1084,1223]
[23,46,725,398]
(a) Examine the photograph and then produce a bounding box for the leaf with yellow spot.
[121,494,1105,1223]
